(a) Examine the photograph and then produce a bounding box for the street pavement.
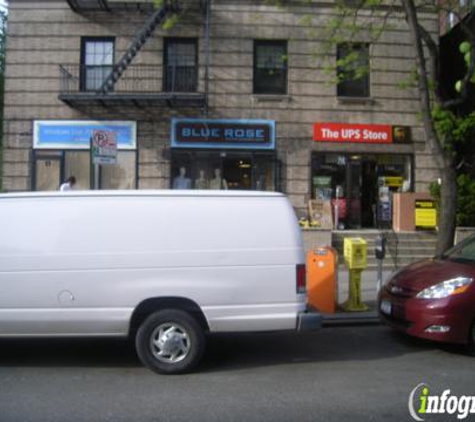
[1,325,474,422]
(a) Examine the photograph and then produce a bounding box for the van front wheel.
[135,309,205,374]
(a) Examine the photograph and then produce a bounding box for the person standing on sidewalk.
[59,176,76,191]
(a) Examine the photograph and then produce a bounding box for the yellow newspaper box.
[342,237,369,312]
[343,237,367,270]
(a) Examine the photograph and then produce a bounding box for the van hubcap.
[150,323,190,363]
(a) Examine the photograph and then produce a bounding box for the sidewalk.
[320,268,396,326]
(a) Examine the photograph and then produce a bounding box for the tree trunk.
[401,0,457,254]
[436,160,457,256]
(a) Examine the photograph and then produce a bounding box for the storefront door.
[34,154,62,191]
[312,153,413,230]
[222,156,252,190]
[347,157,362,229]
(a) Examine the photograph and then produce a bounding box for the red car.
[379,233,475,353]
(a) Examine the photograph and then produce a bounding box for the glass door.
[347,156,362,229]
[223,156,252,190]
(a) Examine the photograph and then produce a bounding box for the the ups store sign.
[171,118,276,150]
[313,123,411,144]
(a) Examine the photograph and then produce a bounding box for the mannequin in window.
[209,168,228,190]
[194,169,208,190]
[173,166,191,189]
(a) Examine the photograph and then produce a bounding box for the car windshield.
[443,234,475,264]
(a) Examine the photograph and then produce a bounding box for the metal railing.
[163,65,198,93]
[59,65,199,95]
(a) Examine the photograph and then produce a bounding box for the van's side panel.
[0,193,305,336]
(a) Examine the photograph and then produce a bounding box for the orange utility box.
[306,247,338,313]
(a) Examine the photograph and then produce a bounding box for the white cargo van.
[0,190,321,373]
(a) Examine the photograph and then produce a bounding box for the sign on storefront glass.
[34,121,136,150]
[415,200,437,229]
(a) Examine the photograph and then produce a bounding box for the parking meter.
[375,234,387,292]
[375,234,387,260]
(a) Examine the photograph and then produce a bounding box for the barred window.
[254,40,288,95]
[163,38,198,92]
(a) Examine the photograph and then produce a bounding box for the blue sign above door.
[171,119,275,150]
[34,120,137,150]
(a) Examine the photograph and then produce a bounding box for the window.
[65,151,91,190]
[446,12,456,29]
[33,150,137,191]
[254,40,288,95]
[100,152,136,189]
[80,38,114,92]
[163,38,198,92]
[311,153,412,229]
[445,233,475,263]
[171,151,280,192]
[337,43,370,98]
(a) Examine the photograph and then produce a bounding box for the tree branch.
[417,23,442,103]
[401,0,446,169]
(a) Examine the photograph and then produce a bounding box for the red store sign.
[313,123,395,144]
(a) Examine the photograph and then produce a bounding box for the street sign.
[92,130,117,165]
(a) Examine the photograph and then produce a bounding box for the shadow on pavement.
[0,325,468,372]
[199,326,451,373]
[0,338,140,368]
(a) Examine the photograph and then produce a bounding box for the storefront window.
[311,153,412,229]
[100,152,136,189]
[33,150,136,191]
[33,121,137,191]
[65,151,91,190]
[171,151,280,191]
[254,155,276,191]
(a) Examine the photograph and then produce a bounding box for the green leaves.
[432,106,475,150]
[456,174,475,226]
[163,15,180,31]
[455,41,475,92]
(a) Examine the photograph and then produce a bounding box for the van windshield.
[443,234,475,264]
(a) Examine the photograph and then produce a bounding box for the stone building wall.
[3,0,440,214]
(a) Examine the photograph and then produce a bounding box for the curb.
[321,310,380,327]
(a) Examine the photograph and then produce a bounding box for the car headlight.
[416,277,473,299]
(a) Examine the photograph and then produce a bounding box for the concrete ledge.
[302,228,332,253]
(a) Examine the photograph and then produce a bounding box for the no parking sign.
[92,130,117,165]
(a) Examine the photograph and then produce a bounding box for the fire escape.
[60,0,210,109]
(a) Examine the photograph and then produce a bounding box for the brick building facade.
[2,0,441,229]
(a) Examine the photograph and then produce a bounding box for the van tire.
[135,309,205,374]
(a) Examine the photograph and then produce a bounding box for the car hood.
[386,258,475,296]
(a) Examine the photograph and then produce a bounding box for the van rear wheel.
[135,309,205,374]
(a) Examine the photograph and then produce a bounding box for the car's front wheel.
[135,309,206,374]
